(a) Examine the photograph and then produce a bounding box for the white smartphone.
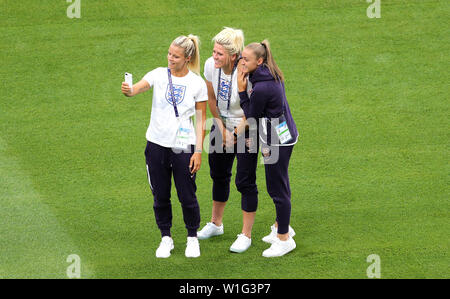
[124,72,133,88]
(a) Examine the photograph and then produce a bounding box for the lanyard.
[216,62,238,110]
[167,68,179,118]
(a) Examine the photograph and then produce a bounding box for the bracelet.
[195,149,202,153]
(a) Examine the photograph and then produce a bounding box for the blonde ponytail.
[187,34,200,75]
[246,39,284,82]
[172,34,201,75]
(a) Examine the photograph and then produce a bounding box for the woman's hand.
[189,152,202,174]
[121,82,133,97]
[121,80,150,97]
[222,128,237,148]
[237,64,248,93]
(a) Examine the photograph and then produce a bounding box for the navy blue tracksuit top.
[238,65,298,146]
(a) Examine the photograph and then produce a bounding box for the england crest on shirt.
[218,78,231,101]
[165,83,186,106]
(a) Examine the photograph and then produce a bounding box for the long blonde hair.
[245,39,284,82]
[172,34,201,75]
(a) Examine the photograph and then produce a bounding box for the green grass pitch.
[0,0,448,278]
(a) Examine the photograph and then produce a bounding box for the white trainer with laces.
[185,237,200,258]
[156,236,174,258]
[230,234,252,253]
[262,225,296,244]
[197,222,224,240]
[262,236,296,258]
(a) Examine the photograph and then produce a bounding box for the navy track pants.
[145,141,200,237]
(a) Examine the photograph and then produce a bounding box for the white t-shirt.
[143,67,208,148]
[204,57,251,128]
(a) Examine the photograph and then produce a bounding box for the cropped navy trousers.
[208,125,259,212]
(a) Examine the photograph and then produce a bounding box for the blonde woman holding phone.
[121,35,207,258]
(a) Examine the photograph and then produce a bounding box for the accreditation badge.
[275,115,292,144]
[174,118,192,150]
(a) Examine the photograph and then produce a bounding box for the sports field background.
[0,0,448,278]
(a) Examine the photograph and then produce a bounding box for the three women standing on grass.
[121,30,298,258]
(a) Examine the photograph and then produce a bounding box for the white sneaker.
[156,236,174,258]
[197,222,224,240]
[185,237,200,258]
[230,234,252,253]
[262,236,296,257]
[262,225,296,244]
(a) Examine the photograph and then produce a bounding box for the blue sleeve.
[238,88,267,119]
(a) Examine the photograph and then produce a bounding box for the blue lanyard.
[216,63,237,111]
[167,68,179,118]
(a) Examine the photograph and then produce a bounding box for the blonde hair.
[172,34,201,75]
[212,27,244,57]
[245,39,284,82]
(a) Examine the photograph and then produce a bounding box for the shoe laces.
[187,237,199,245]
[268,240,283,252]
[159,237,172,248]
[236,233,250,240]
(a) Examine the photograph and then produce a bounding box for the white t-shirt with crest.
[203,57,252,129]
[142,67,208,148]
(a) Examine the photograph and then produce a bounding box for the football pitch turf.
[0,0,448,279]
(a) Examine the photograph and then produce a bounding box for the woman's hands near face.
[237,63,248,93]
